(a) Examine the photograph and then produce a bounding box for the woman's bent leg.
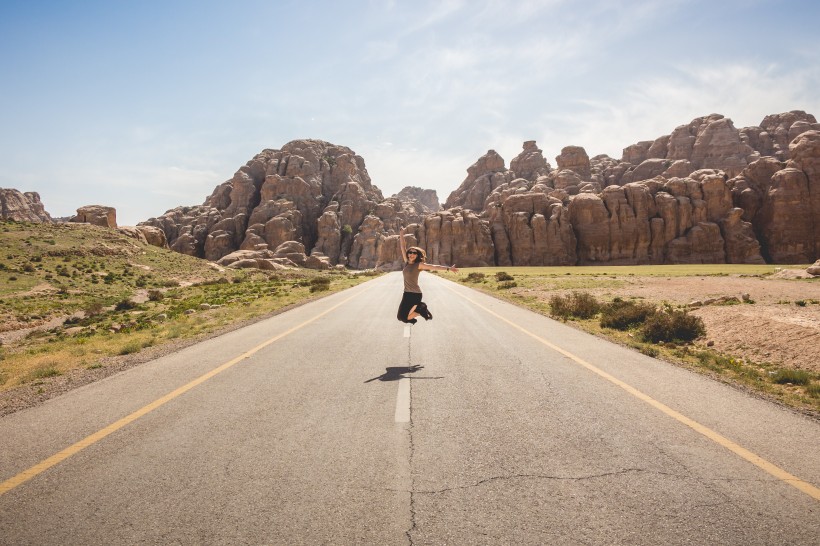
[397,292,423,323]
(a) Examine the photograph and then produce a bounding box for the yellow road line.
[447,284,820,502]
[0,286,369,497]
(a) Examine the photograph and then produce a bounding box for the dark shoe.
[409,318,418,324]
[417,303,433,321]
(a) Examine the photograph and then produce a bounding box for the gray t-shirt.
[402,261,422,293]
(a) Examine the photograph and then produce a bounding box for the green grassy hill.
[0,219,374,392]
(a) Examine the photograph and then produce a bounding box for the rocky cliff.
[0,189,52,223]
[141,140,425,269]
[140,111,820,269]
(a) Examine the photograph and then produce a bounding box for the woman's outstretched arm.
[399,226,408,263]
[419,262,459,273]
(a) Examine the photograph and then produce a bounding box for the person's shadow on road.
[364,365,443,383]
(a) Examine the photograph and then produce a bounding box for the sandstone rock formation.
[510,141,552,182]
[140,140,456,270]
[142,112,820,270]
[71,205,117,228]
[0,189,52,223]
[394,186,441,213]
[117,225,169,248]
[444,150,513,210]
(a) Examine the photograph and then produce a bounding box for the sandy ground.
[534,270,820,373]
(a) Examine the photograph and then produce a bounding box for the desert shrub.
[114,298,137,311]
[463,272,486,283]
[600,299,656,330]
[807,383,820,398]
[640,309,705,343]
[309,277,331,292]
[549,292,601,320]
[638,345,659,357]
[495,271,514,282]
[23,364,61,382]
[118,341,143,355]
[497,281,517,290]
[85,301,105,316]
[770,369,810,385]
[147,289,164,301]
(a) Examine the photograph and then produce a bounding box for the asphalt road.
[1,272,819,545]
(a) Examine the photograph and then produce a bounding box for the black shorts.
[397,291,423,323]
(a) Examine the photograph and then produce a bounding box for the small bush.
[771,369,811,386]
[795,300,807,307]
[115,299,137,311]
[463,272,486,283]
[640,309,705,343]
[118,341,143,355]
[309,277,331,292]
[638,345,659,357]
[147,289,164,302]
[495,271,514,282]
[600,300,656,330]
[23,365,61,382]
[807,383,820,398]
[85,301,105,316]
[549,292,601,320]
[497,281,517,290]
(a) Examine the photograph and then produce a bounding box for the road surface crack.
[405,330,417,546]
[414,468,663,495]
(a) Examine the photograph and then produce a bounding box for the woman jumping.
[397,226,459,324]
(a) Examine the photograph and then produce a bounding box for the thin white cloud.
[399,0,467,36]
[534,61,820,160]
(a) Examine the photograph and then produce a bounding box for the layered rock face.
[142,112,820,270]
[0,189,52,223]
[426,112,818,267]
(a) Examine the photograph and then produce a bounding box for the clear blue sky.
[1,0,819,225]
